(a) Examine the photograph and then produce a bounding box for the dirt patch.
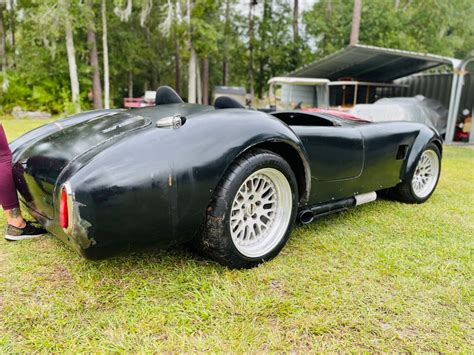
[36,264,74,286]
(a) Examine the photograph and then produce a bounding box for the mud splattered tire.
[196,149,298,269]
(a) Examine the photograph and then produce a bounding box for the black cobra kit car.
[10,87,442,268]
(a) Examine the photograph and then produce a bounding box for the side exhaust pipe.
[297,192,377,225]
[297,208,314,225]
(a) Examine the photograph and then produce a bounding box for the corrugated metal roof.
[268,77,329,85]
[291,44,461,82]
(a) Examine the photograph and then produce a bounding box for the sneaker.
[5,221,47,241]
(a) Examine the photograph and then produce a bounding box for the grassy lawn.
[0,118,473,352]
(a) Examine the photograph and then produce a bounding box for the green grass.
[1,118,473,352]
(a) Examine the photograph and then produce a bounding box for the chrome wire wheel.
[411,149,440,199]
[230,168,292,258]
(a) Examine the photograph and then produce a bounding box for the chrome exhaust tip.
[298,209,314,225]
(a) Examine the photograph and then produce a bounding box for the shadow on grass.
[42,200,376,274]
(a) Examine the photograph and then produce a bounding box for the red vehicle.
[302,108,370,122]
[123,91,156,108]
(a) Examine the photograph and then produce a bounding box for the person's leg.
[4,207,26,228]
[0,125,26,228]
[1,124,45,240]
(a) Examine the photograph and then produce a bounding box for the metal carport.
[446,54,474,143]
[290,45,472,144]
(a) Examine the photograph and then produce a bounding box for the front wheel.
[391,143,441,203]
[196,149,298,269]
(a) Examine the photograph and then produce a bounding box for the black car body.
[10,87,442,267]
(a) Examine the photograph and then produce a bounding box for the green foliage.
[1,72,72,114]
[192,0,222,57]
[0,0,473,112]
[304,0,474,59]
[254,0,309,97]
[0,0,91,113]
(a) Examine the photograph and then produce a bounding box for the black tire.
[196,148,298,269]
[390,143,441,204]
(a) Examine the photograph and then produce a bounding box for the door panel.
[292,126,364,181]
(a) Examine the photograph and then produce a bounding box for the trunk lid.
[13,112,151,219]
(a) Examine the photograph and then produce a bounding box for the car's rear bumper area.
[21,198,100,259]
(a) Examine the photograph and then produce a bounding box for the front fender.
[402,125,442,181]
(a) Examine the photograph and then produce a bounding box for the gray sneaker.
[5,222,47,241]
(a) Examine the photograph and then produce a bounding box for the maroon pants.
[0,124,19,210]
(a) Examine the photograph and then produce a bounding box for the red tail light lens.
[59,187,69,229]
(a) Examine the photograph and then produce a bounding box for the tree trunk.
[61,0,80,112]
[202,57,209,105]
[293,0,299,42]
[102,0,110,109]
[174,30,181,95]
[326,0,332,18]
[0,6,6,73]
[86,0,103,109]
[395,0,400,10]
[248,1,256,103]
[188,47,197,103]
[222,0,231,85]
[187,0,196,103]
[8,0,14,67]
[257,0,270,99]
[222,62,229,87]
[144,26,158,90]
[196,56,202,104]
[350,0,362,46]
[128,70,133,98]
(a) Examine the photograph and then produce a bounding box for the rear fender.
[196,109,311,204]
[10,109,124,157]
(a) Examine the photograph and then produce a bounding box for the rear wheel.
[197,149,298,268]
[391,143,441,203]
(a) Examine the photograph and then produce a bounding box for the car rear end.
[11,112,152,256]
